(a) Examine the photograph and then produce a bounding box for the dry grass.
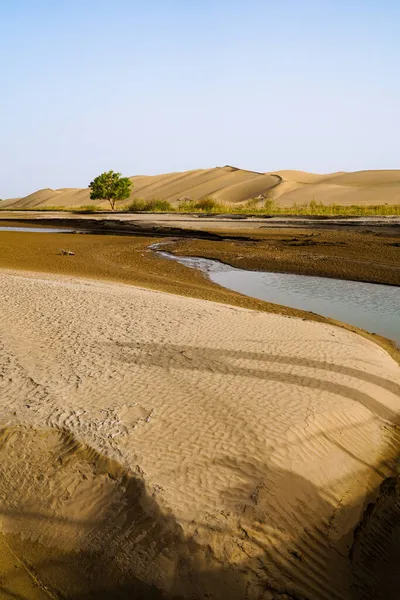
[3,200,400,216]
[198,200,400,216]
[125,198,174,212]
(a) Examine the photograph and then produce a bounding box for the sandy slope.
[0,269,399,598]
[3,166,400,210]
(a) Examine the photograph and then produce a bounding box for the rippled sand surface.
[0,269,399,599]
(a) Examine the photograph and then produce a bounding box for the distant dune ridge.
[3,166,400,209]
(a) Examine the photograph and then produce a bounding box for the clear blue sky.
[1,0,399,197]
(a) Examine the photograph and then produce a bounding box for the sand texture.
[3,166,400,209]
[0,269,399,598]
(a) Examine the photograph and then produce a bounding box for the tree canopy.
[89,171,132,210]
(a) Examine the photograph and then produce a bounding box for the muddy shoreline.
[0,225,398,364]
[0,216,399,287]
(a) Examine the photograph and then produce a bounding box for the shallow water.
[0,226,74,233]
[157,251,400,346]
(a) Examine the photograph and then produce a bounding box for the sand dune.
[0,269,399,598]
[3,166,400,210]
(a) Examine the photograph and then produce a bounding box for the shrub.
[245,197,261,210]
[143,199,173,212]
[125,198,173,212]
[177,199,197,212]
[72,205,101,213]
[194,197,218,212]
[125,198,145,211]
[264,198,276,213]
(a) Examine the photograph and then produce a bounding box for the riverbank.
[170,227,400,287]
[0,230,321,317]
[0,268,400,599]
[0,214,399,286]
[0,229,398,360]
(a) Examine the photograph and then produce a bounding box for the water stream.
[0,227,74,233]
[1,227,398,345]
[155,248,400,346]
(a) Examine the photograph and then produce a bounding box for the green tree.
[89,170,132,210]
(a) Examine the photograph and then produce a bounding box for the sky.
[1,0,399,198]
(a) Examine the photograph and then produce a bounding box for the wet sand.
[0,214,399,286]
[170,227,400,287]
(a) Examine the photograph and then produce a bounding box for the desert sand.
[0,268,399,598]
[3,166,400,209]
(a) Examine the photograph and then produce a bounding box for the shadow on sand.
[0,340,399,598]
[1,452,399,600]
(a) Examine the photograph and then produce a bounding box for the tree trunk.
[108,198,115,210]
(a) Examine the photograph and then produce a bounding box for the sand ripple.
[0,269,399,599]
